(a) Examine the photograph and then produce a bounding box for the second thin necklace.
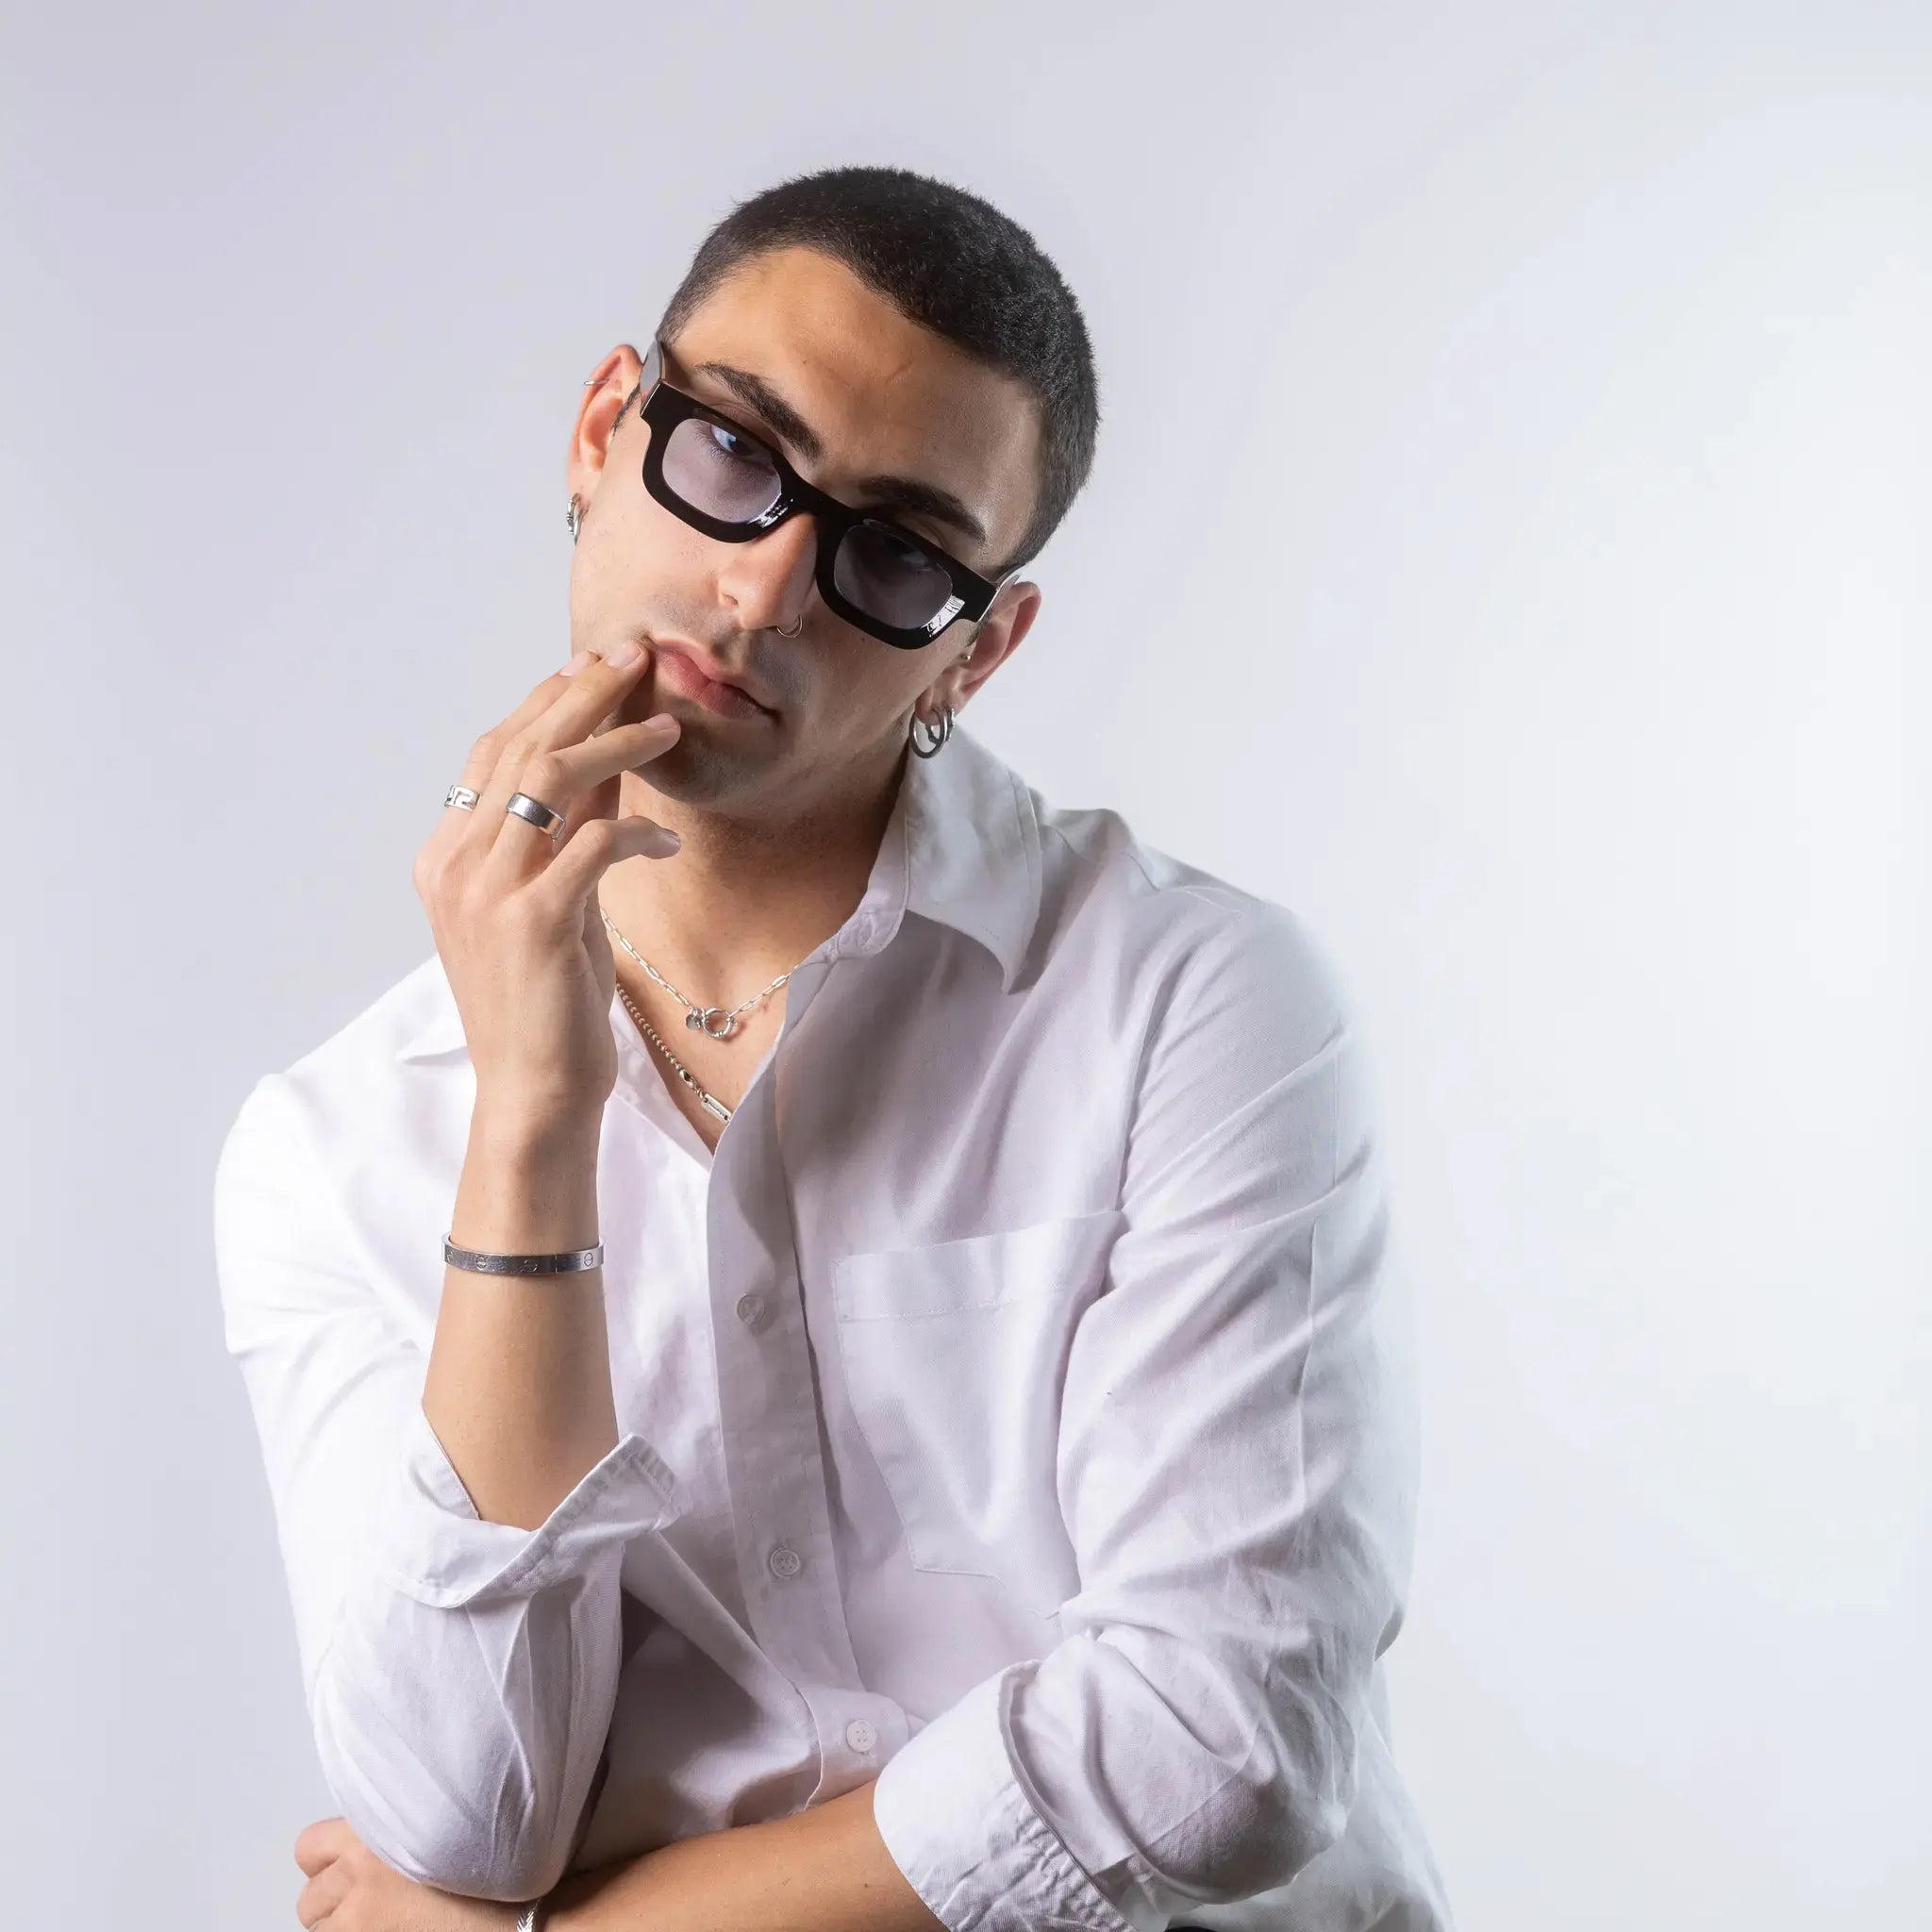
[599,908,804,1127]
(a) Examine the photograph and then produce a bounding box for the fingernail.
[559,649,594,675]
[606,637,642,668]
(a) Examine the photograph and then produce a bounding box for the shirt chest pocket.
[830,1207,1125,1621]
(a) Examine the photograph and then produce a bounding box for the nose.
[717,509,818,637]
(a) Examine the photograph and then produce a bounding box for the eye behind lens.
[662,415,782,523]
[834,524,952,630]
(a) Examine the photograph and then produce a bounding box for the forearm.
[426,1096,616,1530]
[541,1780,946,1932]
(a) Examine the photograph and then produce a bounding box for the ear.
[947,580,1042,706]
[566,344,646,509]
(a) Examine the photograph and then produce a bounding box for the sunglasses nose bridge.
[758,494,824,564]
[719,499,822,632]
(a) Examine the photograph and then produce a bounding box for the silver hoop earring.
[908,704,954,758]
[566,493,584,543]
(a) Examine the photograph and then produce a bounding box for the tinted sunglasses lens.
[662,415,783,523]
[833,519,956,635]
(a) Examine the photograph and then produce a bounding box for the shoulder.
[1032,791,1360,1074]
[1028,801,1391,1219]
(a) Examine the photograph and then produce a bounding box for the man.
[215,163,1457,1932]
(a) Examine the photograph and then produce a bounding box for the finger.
[467,645,654,868]
[521,640,665,758]
[531,808,684,924]
[494,709,681,853]
[554,759,625,861]
[481,709,681,890]
[425,652,611,863]
[453,651,610,800]
[545,724,676,873]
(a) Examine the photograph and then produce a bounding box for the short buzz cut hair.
[650,163,1102,581]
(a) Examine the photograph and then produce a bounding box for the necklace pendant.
[688,1006,739,1040]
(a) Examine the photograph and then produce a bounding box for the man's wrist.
[470,1091,605,1161]
[451,1101,603,1257]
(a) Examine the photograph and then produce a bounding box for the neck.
[595,737,908,1000]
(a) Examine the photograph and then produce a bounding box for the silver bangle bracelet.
[442,1233,605,1275]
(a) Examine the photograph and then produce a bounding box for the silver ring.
[505,790,567,841]
[444,784,478,811]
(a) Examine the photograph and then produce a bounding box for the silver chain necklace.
[599,908,804,1126]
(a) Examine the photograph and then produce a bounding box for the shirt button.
[845,1718,876,1753]
[768,1545,802,1579]
[735,1293,765,1328]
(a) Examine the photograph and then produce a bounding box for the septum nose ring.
[774,614,804,637]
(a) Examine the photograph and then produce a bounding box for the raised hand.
[412,640,681,1133]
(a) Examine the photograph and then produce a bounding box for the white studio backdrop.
[3,3,1926,1927]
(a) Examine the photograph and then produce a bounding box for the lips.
[645,637,772,712]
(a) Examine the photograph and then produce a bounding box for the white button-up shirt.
[214,721,1457,1932]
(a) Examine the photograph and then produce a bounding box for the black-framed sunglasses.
[629,336,1019,650]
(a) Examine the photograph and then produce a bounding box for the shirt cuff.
[369,1398,683,1608]
[871,1664,1138,1932]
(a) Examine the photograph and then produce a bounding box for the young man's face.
[566,244,1043,812]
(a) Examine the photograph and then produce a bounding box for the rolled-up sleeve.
[213,1072,684,1902]
[871,908,1422,1932]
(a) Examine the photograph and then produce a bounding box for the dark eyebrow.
[690,359,990,551]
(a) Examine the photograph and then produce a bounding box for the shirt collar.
[396,719,1042,1062]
